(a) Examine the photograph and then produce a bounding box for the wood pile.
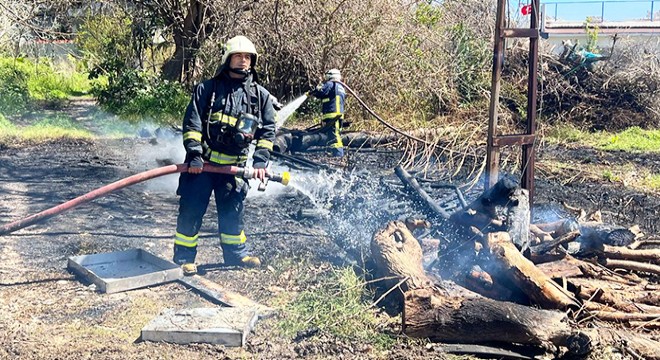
[370,177,660,359]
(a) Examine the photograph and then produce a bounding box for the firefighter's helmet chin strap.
[229,67,249,77]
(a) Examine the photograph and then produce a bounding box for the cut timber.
[371,220,591,355]
[598,245,660,264]
[536,256,590,278]
[178,275,273,316]
[483,232,579,310]
[600,259,660,276]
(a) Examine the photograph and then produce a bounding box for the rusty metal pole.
[522,0,540,204]
[485,0,507,190]
[486,0,539,208]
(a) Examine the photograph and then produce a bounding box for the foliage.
[76,7,138,74]
[644,173,660,191]
[584,17,600,53]
[0,58,31,114]
[446,23,491,105]
[0,57,95,114]
[278,267,393,350]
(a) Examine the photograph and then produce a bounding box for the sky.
[538,0,658,22]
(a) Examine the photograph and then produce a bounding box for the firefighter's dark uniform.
[309,80,345,156]
[173,69,276,266]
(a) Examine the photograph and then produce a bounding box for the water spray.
[0,164,290,236]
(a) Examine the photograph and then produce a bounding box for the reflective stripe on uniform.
[332,119,343,147]
[322,112,343,119]
[220,231,247,245]
[174,232,199,247]
[335,95,341,114]
[210,113,238,127]
[209,151,248,165]
[321,98,331,103]
[256,139,273,151]
[183,131,202,142]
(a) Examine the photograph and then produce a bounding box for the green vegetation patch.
[278,267,393,350]
[0,57,97,114]
[545,124,660,152]
[0,114,93,144]
[598,127,660,152]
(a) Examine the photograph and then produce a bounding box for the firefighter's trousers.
[322,115,344,152]
[173,171,249,265]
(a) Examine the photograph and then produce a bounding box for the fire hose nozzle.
[235,168,290,186]
[268,171,290,186]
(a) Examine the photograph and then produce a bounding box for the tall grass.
[278,267,394,350]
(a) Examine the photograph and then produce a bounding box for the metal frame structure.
[486,0,540,204]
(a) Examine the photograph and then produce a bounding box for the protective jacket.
[309,80,345,120]
[173,69,276,266]
[181,71,276,168]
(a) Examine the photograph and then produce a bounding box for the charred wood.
[394,166,450,220]
[483,232,579,310]
[371,221,591,355]
[529,230,580,259]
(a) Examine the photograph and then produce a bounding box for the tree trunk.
[161,0,211,85]
[403,288,589,354]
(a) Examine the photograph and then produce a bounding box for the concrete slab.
[141,307,259,346]
[67,248,183,294]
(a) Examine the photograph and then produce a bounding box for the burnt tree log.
[371,220,591,355]
[482,232,579,310]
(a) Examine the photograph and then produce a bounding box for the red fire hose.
[0,164,290,236]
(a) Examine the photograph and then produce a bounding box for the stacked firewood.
[371,177,660,359]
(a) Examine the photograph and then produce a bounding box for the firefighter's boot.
[222,243,261,268]
[173,244,197,276]
[240,256,261,268]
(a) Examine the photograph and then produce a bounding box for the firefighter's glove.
[270,95,284,111]
[188,155,204,174]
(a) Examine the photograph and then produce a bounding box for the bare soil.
[0,100,658,359]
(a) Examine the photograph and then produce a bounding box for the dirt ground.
[0,100,658,359]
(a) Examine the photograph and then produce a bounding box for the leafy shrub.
[0,58,31,114]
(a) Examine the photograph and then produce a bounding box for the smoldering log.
[371,220,591,355]
[394,166,451,220]
[528,230,580,259]
[482,232,579,310]
[449,177,531,251]
[577,221,636,247]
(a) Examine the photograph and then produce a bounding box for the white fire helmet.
[221,36,258,67]
[325,68,341,82]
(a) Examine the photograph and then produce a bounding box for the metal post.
[554,3,558,21]
[601,1,605,21]
[485,0,507,190]
[652,1,655,21]
[523,0,540,204]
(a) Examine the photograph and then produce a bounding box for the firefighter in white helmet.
[173,35,276,275]
[307,68,346,157]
